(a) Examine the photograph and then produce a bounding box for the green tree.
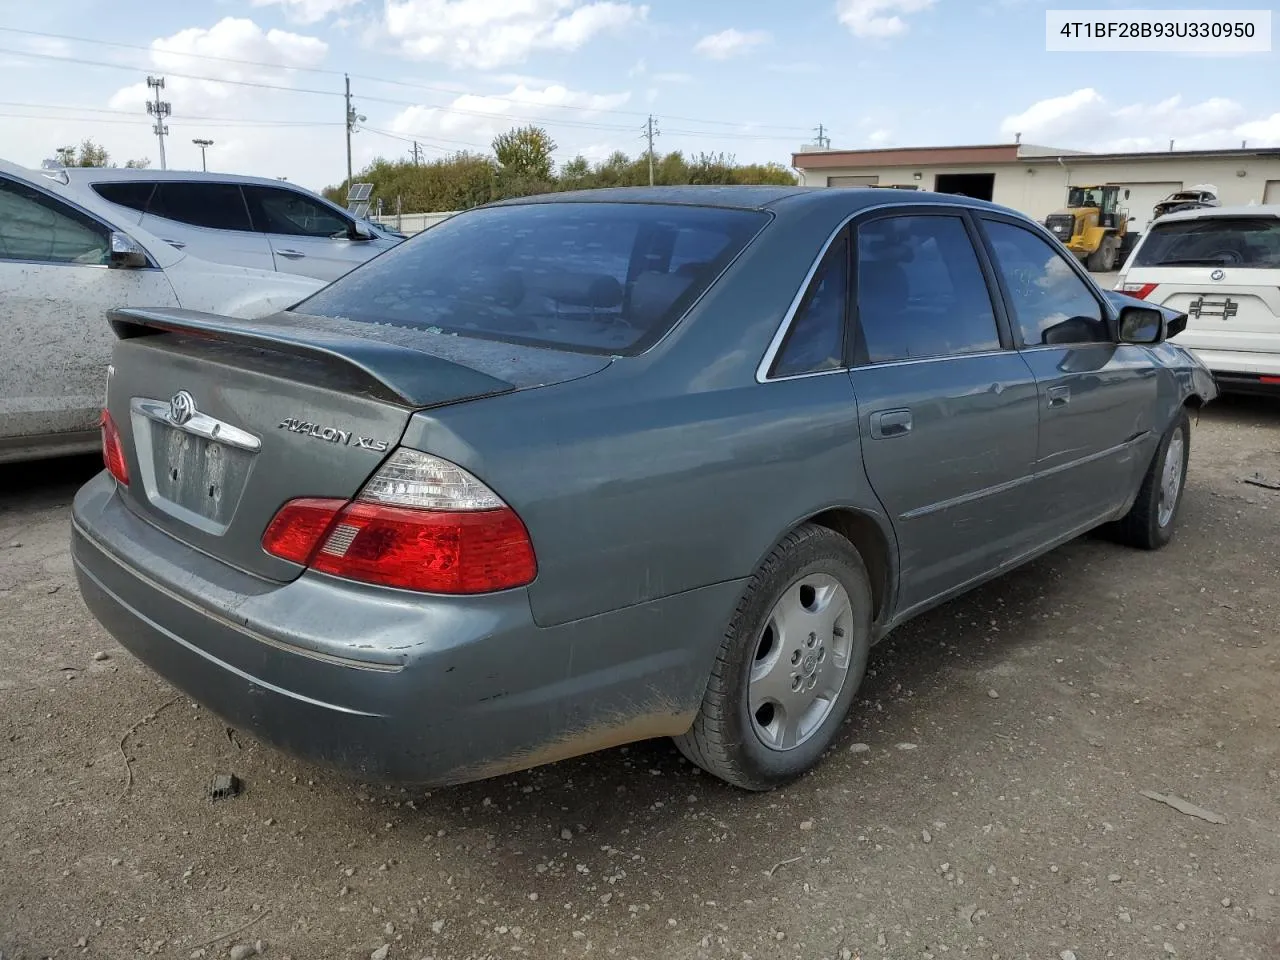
[123,158,151,169]
[491,125,557,181]
[53,139,150,168]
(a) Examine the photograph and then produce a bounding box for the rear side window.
[854,215,1000,363]
[770,235,848,377]
[0,177,109,265]
[294,202,769,355]
[1134,217,1280,268]
[148,182,253,231]
[243,185,350,238]
[92,181,155,213]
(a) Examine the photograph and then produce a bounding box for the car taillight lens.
[1119,282,1158,300]
[100,410,129,486]
[261,450,536,594]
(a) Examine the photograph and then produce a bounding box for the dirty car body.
[72,187,1216,789]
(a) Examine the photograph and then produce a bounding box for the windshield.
[293,201,769,355]
[1133,217,1280,268]
[1068,187,1104,208]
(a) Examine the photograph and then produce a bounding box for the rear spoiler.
[108,308,515,409]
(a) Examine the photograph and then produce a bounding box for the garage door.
[1113,181,1183,235]
[1264,180,1280,205]
[828,175,879,188]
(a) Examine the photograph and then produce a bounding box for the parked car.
[72,187,1215,791]
[1118,204,1280,394]
[61,168,404,283]
[0,160,323,463]
[1152,185,1220,221]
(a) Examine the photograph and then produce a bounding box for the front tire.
[1086,237,1117,272]
[1114,410,1191,549]
[673,524,873,791]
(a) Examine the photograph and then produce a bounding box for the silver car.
[62,168,404,283]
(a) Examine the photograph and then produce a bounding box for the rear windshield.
[1134,217,1280,268]
[292,201,769,355]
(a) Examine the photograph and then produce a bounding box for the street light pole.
[192,138,213,172]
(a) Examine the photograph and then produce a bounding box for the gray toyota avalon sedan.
[72,186,1216,791]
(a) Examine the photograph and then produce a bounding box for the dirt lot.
[2,397,1279,960]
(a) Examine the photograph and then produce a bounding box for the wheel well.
[808,508,892,623]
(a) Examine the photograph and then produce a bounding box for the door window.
[91,181,156,213]
[0,178,109,264]
[984,221,1110,346]
[770,235,848,377]
[854,215,1000,363]
[148,182,253,231]
[243,185,351,238]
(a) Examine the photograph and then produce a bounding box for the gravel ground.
[2,396,1278,960]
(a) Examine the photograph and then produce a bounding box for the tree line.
[54,139,150,169]
[322,125,797,213]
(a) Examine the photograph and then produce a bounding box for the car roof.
[486,184,1019,216]
[1155,203,1280,223]
[59,167,317,191]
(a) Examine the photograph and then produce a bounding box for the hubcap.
[1157,428,1185,527]
[748,574,855,752]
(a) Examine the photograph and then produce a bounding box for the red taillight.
[261,498,345,565]
[261,451,538,594]
[1120,282,1158,300]
[1261,376,1280,385]
[100,410,129,486]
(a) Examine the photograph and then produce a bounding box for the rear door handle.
[1047,385,1071,407]
[870,409,913,439]
[276,248,306,259]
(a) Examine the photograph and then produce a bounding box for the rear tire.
[1113,410,1191,550]
[673,524,873,791]
[1086,238,1117,272]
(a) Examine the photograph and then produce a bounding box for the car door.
[846,210,1041,614]
[977,215,1160,539]
[241,184,384,282]
[0,175,178,451]
[139,181,274,272]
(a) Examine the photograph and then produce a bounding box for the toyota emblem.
[168,390,197,426]
[1210,268,1225,281]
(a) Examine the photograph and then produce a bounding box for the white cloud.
[1000,88,1277,151]
[836,0,936,39]
[107,18,329,115]
[868,128,892,145]
[693,28,771,60]
[389,83,632,153]
[380,0,648,69]
[629,57,647,77]
[250,0,362,25]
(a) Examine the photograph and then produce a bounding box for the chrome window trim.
[755,198,993,383]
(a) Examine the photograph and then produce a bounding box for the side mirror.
[349,221,375,241]
[1118,305,1165,344]
[108,231,148,269]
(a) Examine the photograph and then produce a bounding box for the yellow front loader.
[1043,184,1133,272]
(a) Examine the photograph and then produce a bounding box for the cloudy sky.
[1,0,1276,192]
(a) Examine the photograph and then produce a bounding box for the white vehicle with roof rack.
[1117,204,1280,395]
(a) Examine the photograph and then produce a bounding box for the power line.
[0,110,339,129]
[0,27,814,134]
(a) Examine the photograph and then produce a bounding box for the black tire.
[673,524,874,791]
[1113,410,1191,550]
[1086,238,1116,272]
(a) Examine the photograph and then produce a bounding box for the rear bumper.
[1180,347,1280,394]
[72,471,741,785]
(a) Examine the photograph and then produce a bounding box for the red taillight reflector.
[1122,283,1158,300]
[1260,376,1280,385]
[262,499,537,594]
[100,410,129,486]
[261,498,345,565]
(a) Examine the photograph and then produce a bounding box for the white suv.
[62,169,404,283]
[0,160,323,463]
[1118,205,1280,395]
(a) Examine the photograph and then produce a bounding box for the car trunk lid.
[105,308,610,581]
[1125,267,1280,352]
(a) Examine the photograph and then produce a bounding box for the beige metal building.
[793,143,1280,235]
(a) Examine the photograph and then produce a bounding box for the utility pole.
[192,138,213,171]
[344,74,364,187]
[411,140,422,165]
[813,124,830,149]
[146,76,171,170]
[644,114,660,186]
